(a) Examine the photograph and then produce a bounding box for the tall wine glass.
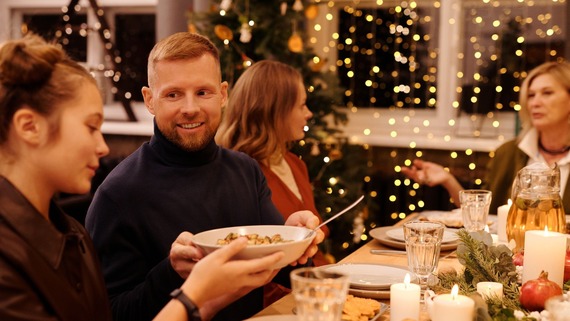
[403,221,445,293]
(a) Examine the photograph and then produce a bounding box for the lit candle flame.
[544,226,549,235]
[507,199,512,206]
[451,284,459,300]
[404,273,411,288]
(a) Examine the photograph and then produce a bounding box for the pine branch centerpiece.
[433,229,570,321]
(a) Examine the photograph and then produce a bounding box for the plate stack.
[320,263,415,300]
[369,226,460,251]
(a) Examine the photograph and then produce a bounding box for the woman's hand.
[401,159,452,187]
[183,237,284,320]
[401,159,464,207]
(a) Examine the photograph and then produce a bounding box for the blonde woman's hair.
[518,60,570,139]
[216,60,303,164]
[147,32,220,87]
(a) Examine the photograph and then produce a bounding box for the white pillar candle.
[476,281,503,300]
[522,228,566,287]
[431,285,475,321]
[497,202,510,242]
[390,273,421,321]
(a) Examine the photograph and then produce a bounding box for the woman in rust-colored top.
[217,60,331,306]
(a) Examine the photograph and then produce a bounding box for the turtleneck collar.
[149,119,219,167]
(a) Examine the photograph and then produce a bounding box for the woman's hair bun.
[0,35,66,87]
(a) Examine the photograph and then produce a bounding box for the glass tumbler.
[459,189,492,232]
[291,267,349,321]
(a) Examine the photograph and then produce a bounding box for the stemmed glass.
[403,221,445,293]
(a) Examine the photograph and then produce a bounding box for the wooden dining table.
[250,214,465,320]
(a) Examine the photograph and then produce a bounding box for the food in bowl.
[217,233,293,245]
[192,225,316,269]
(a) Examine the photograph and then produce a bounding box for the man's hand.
[169,232,205,279]
[285,210,325,265]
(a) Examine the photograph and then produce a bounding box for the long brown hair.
[216,60,304,164]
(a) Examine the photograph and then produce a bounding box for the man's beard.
[163,125,216,152]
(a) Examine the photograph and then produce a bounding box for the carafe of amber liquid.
[506,162,566,252]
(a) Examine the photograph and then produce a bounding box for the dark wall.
[366,146,491,227]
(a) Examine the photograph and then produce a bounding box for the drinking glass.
[459,189,492,232]
[291,267,349,321]
[403,221,445,292]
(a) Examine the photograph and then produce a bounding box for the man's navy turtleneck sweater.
[85,122,285,321]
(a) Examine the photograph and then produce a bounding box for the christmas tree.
[190,0,373,260]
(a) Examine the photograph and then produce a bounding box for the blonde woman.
[402,61,570,214]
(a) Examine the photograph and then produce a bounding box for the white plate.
[419,210,498,233]
[348,287,390,300]
[320,263,414,290]
[385,227,460,243]
[292,302,389,321]
[419,210,463,228]
[368,226,458,251]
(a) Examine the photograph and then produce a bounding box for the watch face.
[170,288,182,298]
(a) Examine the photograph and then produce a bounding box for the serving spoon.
[304,195,365,239]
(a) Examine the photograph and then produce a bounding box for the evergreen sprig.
[435,230,523,320]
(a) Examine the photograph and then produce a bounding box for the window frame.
[309,0,519,151]
[6,0,564,150]
[3,0,155,103]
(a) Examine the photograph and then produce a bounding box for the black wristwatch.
[170,288,202,321]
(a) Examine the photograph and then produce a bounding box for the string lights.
[308,0,566,223]
[57,0,137,121]
[39,0,567,230]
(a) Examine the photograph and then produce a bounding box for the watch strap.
[170,288,202,321]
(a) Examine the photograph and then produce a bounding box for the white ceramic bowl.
[192,225,316,269]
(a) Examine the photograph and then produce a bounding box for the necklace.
[538,140,570,155]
